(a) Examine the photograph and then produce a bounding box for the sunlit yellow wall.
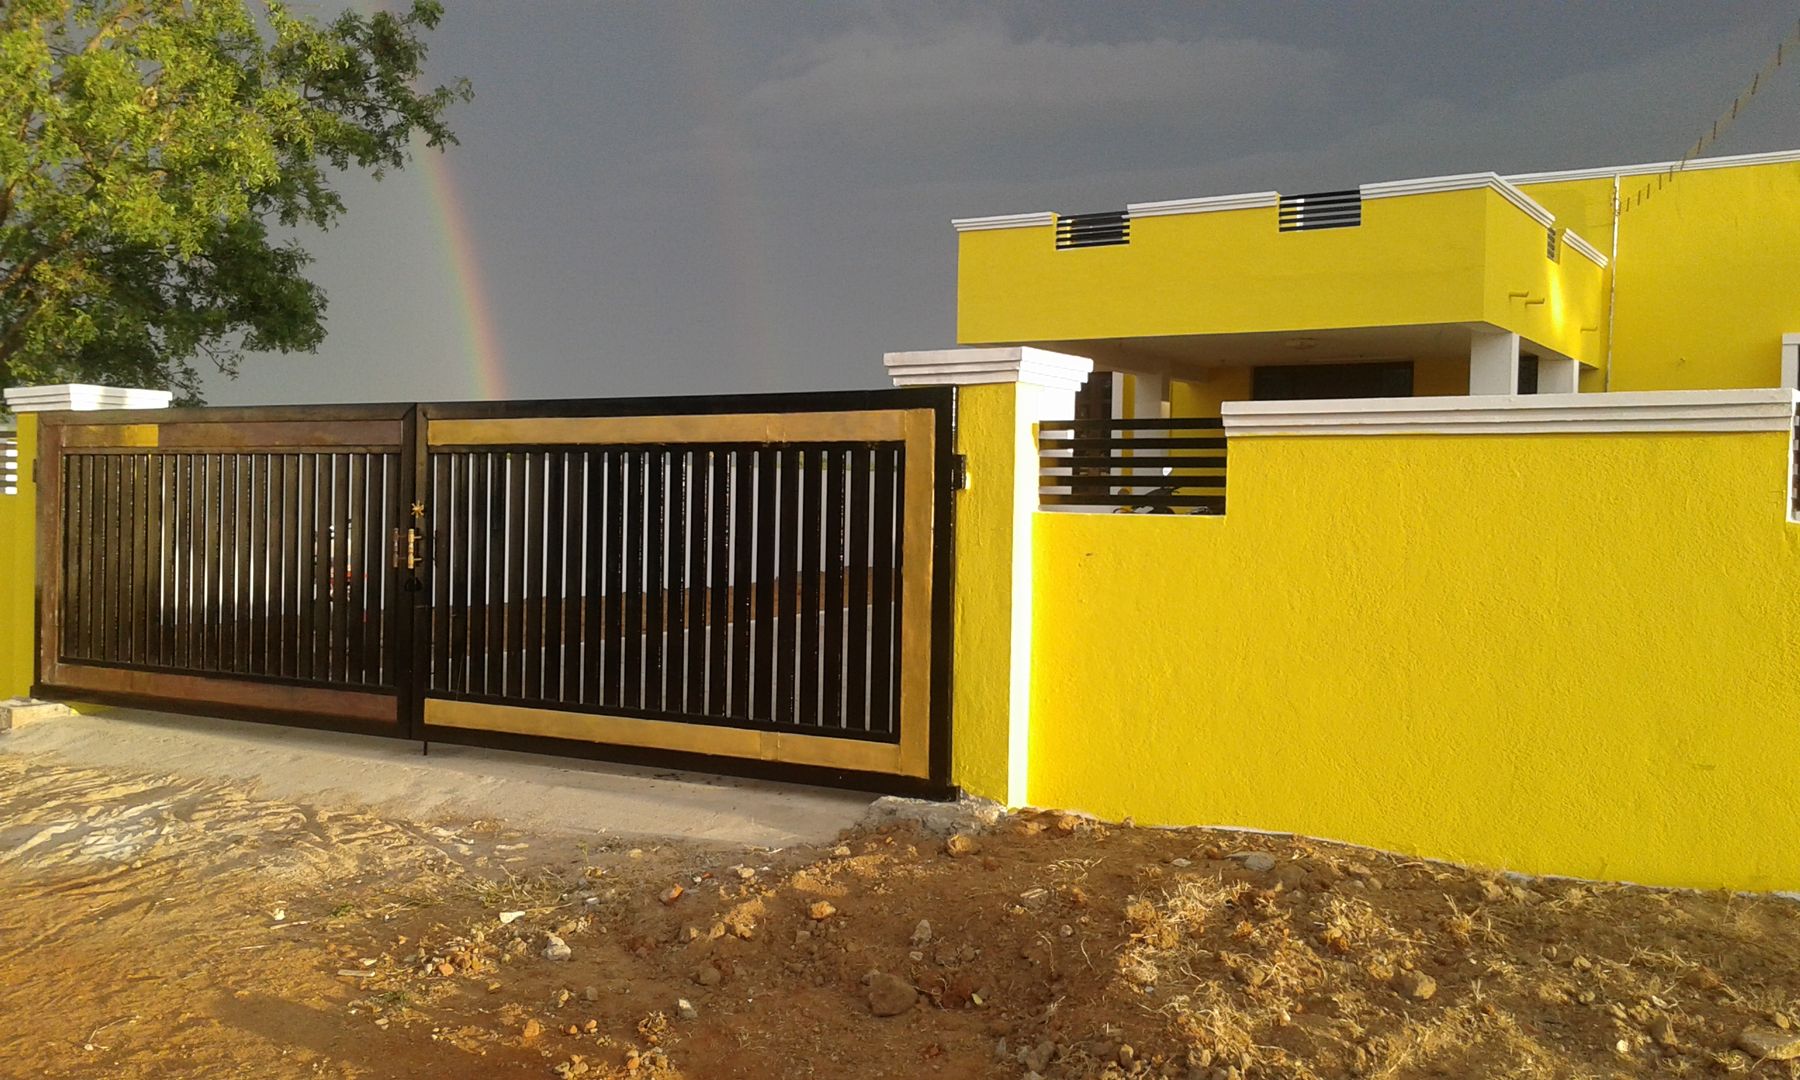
[1515,161,1800,391]
[1,416,36,698]
[958,189,1604,364]
[1030,428,1800,891]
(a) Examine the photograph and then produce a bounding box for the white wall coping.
[1360,172,1556,228]
[885,347,1093,392]
[951,212,1056,233]
[1506,147,1800,185]
[1126,191,1280,218]
[1561,228,1609,268]
[1223,389,1799,436]
[4,384,173,413]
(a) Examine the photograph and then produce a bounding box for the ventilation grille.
[1056,210,1129,250]
[0,433,15,496]
[1546,228,1560,260]
[1278,189,1361,232]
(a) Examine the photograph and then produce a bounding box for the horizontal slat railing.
[1038,417,1226,514]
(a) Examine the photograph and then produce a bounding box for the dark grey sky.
[203,1,1800,406]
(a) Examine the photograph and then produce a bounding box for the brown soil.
[2,752,1799,1079]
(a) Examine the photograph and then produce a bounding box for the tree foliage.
[0,0,468,400]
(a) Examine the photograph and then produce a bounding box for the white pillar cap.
[3,384,174,413]
[884,347,1093,392]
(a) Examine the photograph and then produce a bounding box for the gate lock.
[391,527,422,571]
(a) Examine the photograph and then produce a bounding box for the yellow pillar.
[885,347,1092,805]
[0,414,36,698]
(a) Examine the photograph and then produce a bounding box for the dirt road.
[2,749,1799,1079]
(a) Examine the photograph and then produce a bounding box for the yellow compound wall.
[1,415,36,699]
[1024,427,1800,891]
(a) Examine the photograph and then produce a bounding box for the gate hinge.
[949,454,969,491]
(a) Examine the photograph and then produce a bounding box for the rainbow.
[419,150,508,400]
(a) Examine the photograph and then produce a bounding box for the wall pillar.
[884,347,1092,806]
[1538,356,1579,394]
[0,384,172,698]
[1469,329,1521,395]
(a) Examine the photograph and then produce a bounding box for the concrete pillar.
[0,384,173,698]
[1783,333,1800,390]
[1470,330,1521,395]
[1538,356,1579,394]
[883,347,1092,806]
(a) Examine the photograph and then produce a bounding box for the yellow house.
[954,148,1800,418]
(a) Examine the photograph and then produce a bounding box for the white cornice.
[951,212,1056,233]
[1126,191,1279,218]
[3,384,173,413]
[1561,228,1608,268]
[1506,147,1800,186]
[1361,172,1556,229]
[1223,389,1798,437]
[884,347,1093,392]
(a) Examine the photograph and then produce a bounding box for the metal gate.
[33,390,956,794]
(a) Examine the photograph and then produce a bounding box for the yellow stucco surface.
[1028,429,1800,891]
[1,415,36,698]
[958,188,1606,366]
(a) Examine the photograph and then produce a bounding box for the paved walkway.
[0,705,874,848]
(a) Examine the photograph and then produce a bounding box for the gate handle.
[391,527,422,570]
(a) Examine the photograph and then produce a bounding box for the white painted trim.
[1782,333,1800,391]
[1126,191,1279,218]
[1361,172,1556,229]
[1222,389,1800,437]
[1561,228,1609,269]
[951,212,1056,233]
[884,347,1094,392]
[1506,147,1800,186]
[3,384,173,413]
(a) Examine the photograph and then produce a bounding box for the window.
[1251,361,1414,401]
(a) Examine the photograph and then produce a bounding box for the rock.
[1393,969,1437,1001]
[1117,1044,1136,1067]
[944,833,980,858]
[542,935,572,962]
[694,963,723,987]
[677,998,698,1020]
[521,1019,544,1040]
[867,972,917,1016]
[499,911,525,924]
[1239,851,1277,873]
[862,795,1003,836]
[582,985,599,1002]
[734,866,756,880]
[1737,1025,1800,1061]
[808,900,837,921]
[1023,1040,1056,1072]
[660,885,684,905]
[910,919,933,948]
[832,845,853,857]
[1171,858,1192,868]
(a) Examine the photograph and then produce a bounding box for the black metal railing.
[1056,210,1130,249]
[1038,417,1226,514]
[1278,189,1361,232]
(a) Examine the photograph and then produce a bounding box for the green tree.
[0,0,469,400]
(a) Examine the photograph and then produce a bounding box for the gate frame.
[30,388,959,798]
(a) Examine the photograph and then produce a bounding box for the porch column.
[0,384,173,698]
[1470,329,1521,395]
[884,347,1092,806]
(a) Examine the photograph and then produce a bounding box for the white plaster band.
[1223,389,1799,436]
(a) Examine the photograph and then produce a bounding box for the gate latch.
[392,527,422,570]
[949,453,969,491]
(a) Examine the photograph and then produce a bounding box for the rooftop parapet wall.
[957,181,1606,366]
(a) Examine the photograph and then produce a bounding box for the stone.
[677,998,698,1020]
[862,795,1003,836]
[660,885,684,905]
[498,911,525,924]
[1023,1040,1056,1072]
[1239,852,1277,873]
[542,935,572,962]
[693,963,722,987]
[808,900,837,921]
[1393,969,1437,1001]
[1737,1025,1800,1061]
[944,833,980,858]
[832,845,853,857]
[909,919,932,948]
[866,972,917,1016]
[521,1019,544,1040]
[0,699,71,732]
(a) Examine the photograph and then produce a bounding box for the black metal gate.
[33,390,957,794]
